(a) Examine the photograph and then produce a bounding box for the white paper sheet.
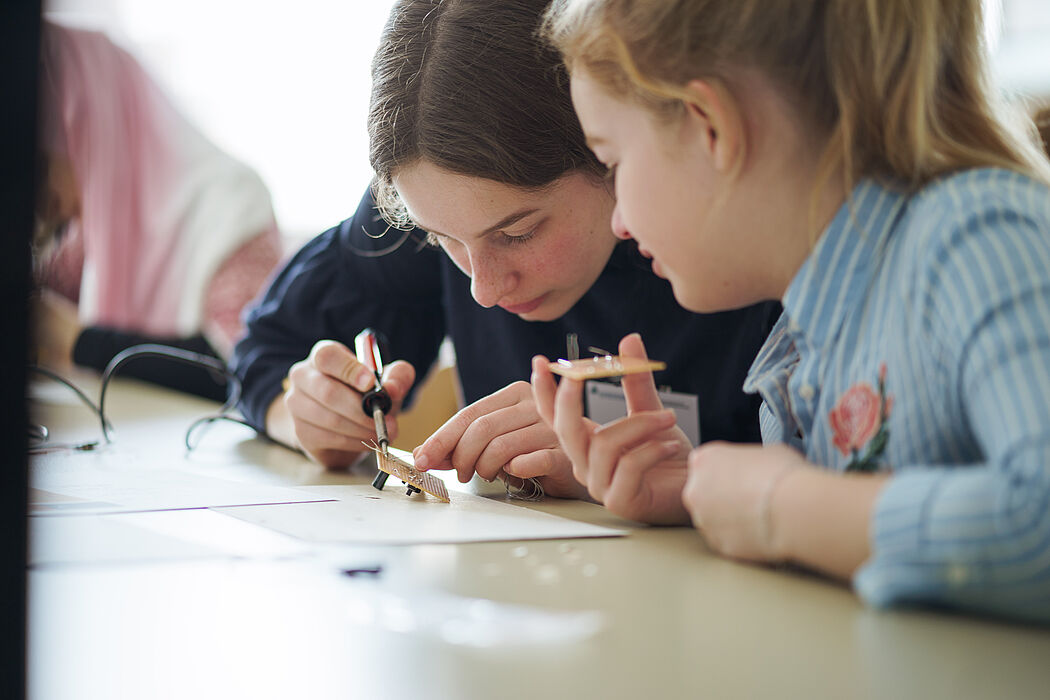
[30,508,311,566]
[30,513,221,565]
[30,469,334,516]
[215,484,627,544]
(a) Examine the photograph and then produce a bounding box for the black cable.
[27,366,105,453]
[30,344,253,454]
[183,413,255,451]
[29,365,111,434]
[98,343,242,444]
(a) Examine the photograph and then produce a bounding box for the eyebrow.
[414,208,540,241]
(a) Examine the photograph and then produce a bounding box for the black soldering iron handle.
[361,386,393,417]
[355,328,394,491]
[354,328,391,409]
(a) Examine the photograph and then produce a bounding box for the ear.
[681,78,745,175]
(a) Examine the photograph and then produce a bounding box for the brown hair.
[368,0,603,228]
[543,0,1050,199]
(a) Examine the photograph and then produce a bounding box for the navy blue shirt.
[230,189,780,444]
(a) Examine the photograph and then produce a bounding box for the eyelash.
[604,164,618,186]
[500,227,537,246]
[424,227,537,247]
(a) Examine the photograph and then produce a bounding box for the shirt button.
[799,384,815,400]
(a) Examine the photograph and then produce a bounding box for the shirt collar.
[781,178,909,348]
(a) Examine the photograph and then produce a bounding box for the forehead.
[570,69,668,146]
[569,70,621,129]
[393,161,546,238]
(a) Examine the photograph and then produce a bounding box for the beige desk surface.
[27,374,1050,700]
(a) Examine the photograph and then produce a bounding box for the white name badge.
[584,381,701,447]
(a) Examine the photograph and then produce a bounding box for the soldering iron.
[354,328,394,490]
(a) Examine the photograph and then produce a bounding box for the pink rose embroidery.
[828,363,893,472]
[830,383,881,455]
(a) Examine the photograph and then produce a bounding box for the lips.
[651,258,667,278]
[499,294,547,315]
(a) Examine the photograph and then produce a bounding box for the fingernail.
[352,366,374,392]
[413,453,430,470]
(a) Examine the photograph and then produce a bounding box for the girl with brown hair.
[229,0,779,498]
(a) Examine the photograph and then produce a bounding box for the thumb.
[309,339,375,392]
[618,333,664,414]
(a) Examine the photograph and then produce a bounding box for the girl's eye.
[604,164,618,187]
[500,227,537,246]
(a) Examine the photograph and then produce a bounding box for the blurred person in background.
[33,20,283,400]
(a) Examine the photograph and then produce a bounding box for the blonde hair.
[543,0,1050,196]
[1036,107,1050,160]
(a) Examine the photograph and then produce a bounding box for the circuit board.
[548,356,666,380]
[366,443,450,503]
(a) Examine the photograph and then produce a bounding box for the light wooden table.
[27,373,1050,700]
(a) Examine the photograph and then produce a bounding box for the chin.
[519,306,563,322]
[520,294,576,322]
[672,285,735,314]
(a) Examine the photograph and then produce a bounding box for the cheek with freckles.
[516,232,587,291]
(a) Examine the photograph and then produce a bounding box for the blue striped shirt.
[744,168,1050,622]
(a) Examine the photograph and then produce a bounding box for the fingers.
[584,410,677,499]
[311,341,417,411]
[286,340,419,464]
[414,382,530,472]
[381,360,416,407]
[503,447,589,500]
[602,441,686,521]
[469,421,558,481]
[618,332,664,414]
[551,371,592,474]
[309,340,378,393]
[681,448,708,530]
[502,446,565,479]
[286,361,372,433]
[294,421,373,467]
[530,355,558,427]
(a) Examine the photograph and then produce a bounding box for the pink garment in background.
[39,21,282,342]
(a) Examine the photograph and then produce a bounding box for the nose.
[469,252,517,308]
[611,206,632,240]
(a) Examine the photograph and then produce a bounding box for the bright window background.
[44,0,1050,246]
[46,0,397,245]
[992,0,1050,99]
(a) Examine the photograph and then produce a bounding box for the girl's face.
[393,161,618,321]
[568,69,773,313]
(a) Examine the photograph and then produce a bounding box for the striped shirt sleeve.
[855,174,1050,621]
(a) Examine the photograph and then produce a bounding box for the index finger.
[413,385,523,469]
[552,373,590,472]
[309,340,375,393]
[618,333,663,414]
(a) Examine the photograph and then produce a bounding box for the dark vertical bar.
[0,0,41,696]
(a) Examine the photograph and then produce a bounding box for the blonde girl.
[532,0,1050,622]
